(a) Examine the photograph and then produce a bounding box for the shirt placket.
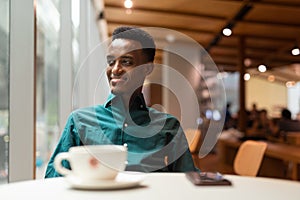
[121,119,128,147]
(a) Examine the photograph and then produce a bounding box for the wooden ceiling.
[103,0,300,82]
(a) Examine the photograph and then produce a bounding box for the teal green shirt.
[45,93,197,178]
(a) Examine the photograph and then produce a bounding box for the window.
[35,0,61,178]
[0,0,10,184]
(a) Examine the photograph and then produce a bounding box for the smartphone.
[185,171,232,186]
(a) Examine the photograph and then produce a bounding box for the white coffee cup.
[54,145,127,180]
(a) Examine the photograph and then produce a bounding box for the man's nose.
[111,60,123,75]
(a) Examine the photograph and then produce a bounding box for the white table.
[1,173,300,200]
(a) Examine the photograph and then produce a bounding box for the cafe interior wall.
[221,72,298,119]
[246,77,288,118]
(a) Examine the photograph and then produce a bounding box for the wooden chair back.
[184,129,201,153]
[184,129,202,168]
[234,140,267,176]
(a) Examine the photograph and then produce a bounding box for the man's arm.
[169,127,199,172]
[164,117,199,172]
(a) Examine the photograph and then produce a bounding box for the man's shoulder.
[69,105,106,120]
[64,105,108,129]
[71,105,101,114]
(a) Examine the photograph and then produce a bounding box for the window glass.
[35,0,60,178]
[35,0,80,178]
[72,0,80,70]
[0,0,9,184]
[35,0,100,178]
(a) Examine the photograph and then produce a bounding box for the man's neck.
[118,88,143,110]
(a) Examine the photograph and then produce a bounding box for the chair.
[184,129,201,168]
[233,140,267,177]
[284,132,300,146]
[184,129,201,153]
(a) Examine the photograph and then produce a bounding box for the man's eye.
[121,59,133,66]
[107,60,115,66]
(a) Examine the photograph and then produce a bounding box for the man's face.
[106,38,152,95]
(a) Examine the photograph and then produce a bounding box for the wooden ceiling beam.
[106,20,216,37]
[207,45,300,62]
[104,5,300,31]
[106,20,295,47]
[253,1,300,8]
[104,3,226,21]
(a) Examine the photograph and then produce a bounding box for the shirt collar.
[104,93,148,111]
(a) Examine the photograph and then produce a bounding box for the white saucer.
[65,172,146,190]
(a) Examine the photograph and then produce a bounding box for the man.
[45,26,197,178]
[277,109,300,133]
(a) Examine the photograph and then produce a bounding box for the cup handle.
[54,152,72,176]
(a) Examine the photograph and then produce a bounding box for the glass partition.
[0,0,10,184]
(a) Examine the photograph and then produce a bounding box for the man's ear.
[144,62,154,75]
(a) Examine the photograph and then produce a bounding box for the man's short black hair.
[112,26,156,63]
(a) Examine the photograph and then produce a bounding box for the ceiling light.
[291,46,300,56]
[258,64,267,73]
[126,9,132,14]
[202,89,210,98]
[124,0,133,9]
[166,34,175,43]
[286,81,296,88]
[206,3,252,52]
[244,73,251,81]
[268,75,275,82]
[244,58,252,67]
[222,28,232,36]
[212,110,222,121]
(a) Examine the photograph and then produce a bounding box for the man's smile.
[110,75,129,86]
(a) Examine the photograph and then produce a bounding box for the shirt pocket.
[78,126,112,145]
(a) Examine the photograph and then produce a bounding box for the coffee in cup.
[54,145,127,180]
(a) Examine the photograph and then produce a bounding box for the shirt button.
[140,105,143,108]
[124,123,128,127]
[123,143,128,147]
